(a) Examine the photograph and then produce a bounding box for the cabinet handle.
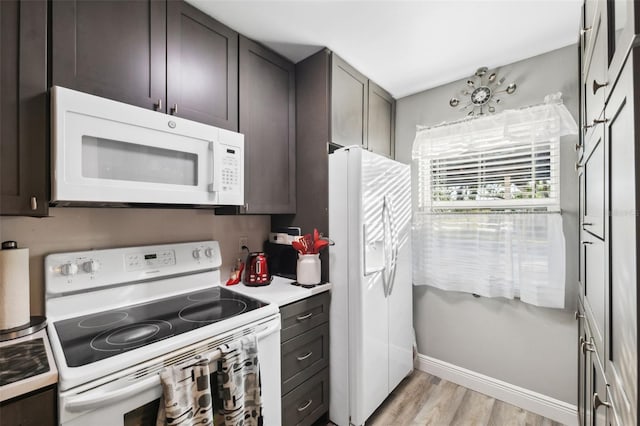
[170,104,178,115]
[583,118,608,129]
[581,340,595,354]
[593,393,611,410]
[30,196,37,211]
[575,143,582,151]
[297,399,313,412]
[592,80,608,95]
[582,222,593,226]
[296,312,313,321]
[575,162,582,171]
[296,351,313,361]
[580,26,592,35]
[581,241,593,245]
[574,311,584,320]
[154,99,162,111]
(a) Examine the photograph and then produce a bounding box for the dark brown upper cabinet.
[167,1,238,130]
[330,53,396,158]
[331,54,368,148]
[0,0,48,216]
[367,81,395,158]
[51,0,238,130]
[239,36,295,214]
[51,0,167,112]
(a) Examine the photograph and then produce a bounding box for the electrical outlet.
[239,236,249,252]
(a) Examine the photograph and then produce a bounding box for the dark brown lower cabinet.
[0,386,57,426]
[280,293,330,425]
[0,0,48,216]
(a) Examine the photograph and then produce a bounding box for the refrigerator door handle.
[386,196,399,296]
[381,196,393,297]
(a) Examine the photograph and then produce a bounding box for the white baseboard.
[415,353,578,426]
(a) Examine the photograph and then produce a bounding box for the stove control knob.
[82,260,100,274]
[192,248,202,259]
[204,247,213,258]
[60,263,79,276]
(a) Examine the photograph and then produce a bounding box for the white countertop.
[227,275,331,307]
[0,328,58,402]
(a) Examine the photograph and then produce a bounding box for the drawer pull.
[583,118,608,129]
[30,196,38,211]
[575,311,584,320]
[581,340,595,354]
[575,143,582,151]
[580,26,592,35]
[154,99,162,111]
[581,241,593,245]
[170,104,178,115]
[575,162,582,171]
[593,393,611,410]
[296,312,313,321]
[592,79,608,95]
[582,222,593,226]
[296,351,313,361]
[297,399,313,412]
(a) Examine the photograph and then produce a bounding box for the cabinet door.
[51,0,166,111]
[331,54,368,148]
[239,36,295,214]
[591,355,610,426]
[582,234,606,358]
[578,303,588,426]
[582,130,606,239]
[167,1,238,130]
[0,386,57,426]
[0,0,48,216]
[582,0,607,132]
[367,81,395,158]
[606,49,637,426]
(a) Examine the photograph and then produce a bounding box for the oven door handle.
[66,374,161,412]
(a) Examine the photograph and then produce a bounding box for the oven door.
[51,86,244,206]
[58,315,281,426]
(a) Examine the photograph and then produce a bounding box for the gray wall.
[396,45,579,404]
[0,209,270,316]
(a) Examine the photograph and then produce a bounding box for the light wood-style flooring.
[359,370,565,426]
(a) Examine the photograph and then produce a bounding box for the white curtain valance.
[412,93,578,160]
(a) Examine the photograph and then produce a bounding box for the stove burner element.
[90,320,172,352]
[187,287,221,301]
[106,324,160,345]
[179,299,247,323]
[78,311,128,328]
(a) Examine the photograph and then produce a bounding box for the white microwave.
[51,86,244,207]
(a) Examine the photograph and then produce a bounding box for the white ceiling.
[187,0,582,98]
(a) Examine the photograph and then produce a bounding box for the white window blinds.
[411,94,578,308]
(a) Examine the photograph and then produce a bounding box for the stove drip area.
[54,287,266,367]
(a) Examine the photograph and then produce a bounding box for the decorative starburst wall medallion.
[449,67,517,116]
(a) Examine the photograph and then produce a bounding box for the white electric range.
[44,241,281,426]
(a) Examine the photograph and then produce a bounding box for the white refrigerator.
[328,146,413,426]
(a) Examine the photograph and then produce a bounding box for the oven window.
[82,136,198,186]
[124,398,160,426]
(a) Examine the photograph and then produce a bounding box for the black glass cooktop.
[54,287,267,367]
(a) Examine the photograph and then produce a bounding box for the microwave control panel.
[221,147,240,193]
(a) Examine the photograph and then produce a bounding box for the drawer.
[280,292,329,342]
[282,368,329,426]
[281,322,329,395]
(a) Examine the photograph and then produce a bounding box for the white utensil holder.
[296,253,321,285]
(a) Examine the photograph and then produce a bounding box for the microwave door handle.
[207,142,219,193]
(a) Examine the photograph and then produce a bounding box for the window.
[411,96,577,308]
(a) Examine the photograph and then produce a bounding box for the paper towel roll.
[0,247,30,330]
